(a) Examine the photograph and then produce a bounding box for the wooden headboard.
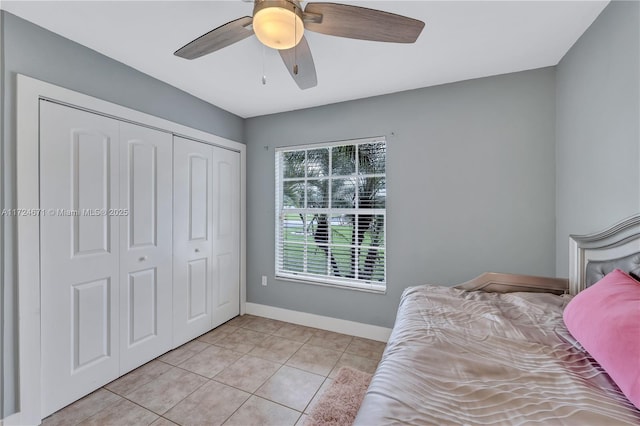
[456,272,568,295]
[569,214,640,295]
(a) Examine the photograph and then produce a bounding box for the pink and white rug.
[305,367,373,426]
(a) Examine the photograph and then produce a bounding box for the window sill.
[275,274,387,294]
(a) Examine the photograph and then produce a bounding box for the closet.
[173,136,240,345]
[38,101,240,417]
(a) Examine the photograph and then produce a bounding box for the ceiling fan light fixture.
[253,0,304,50]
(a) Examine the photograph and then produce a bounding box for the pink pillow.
[563,269,640,409]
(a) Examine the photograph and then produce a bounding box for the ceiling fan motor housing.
[253,0,305,50]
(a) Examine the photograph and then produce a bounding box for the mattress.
[354,286,640,425]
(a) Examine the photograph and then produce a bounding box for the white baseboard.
[1,412,23,426]
[245,303,392,342]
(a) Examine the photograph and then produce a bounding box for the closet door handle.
[195,248,200,253]
[139,256,148,262]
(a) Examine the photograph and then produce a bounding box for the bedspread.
[354,286,640,425]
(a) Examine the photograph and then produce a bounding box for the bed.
[354,215,640,425]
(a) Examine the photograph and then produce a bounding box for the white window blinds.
[275,137,386,292]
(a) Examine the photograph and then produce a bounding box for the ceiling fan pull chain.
[262,44,267,85]
[293,6,299,76]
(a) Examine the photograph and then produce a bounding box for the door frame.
[15,74,246,425]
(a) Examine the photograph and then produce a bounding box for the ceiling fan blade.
[175,16,254,59]
[303,3,424,43]
[279,36,317,90]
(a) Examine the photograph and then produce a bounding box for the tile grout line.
[300,376,331,416]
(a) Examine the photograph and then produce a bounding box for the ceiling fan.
[174,1,425,90]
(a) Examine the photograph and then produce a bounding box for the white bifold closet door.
[118,122,173,373]
[173,136,240,345]
[211,145,241,326]
[40,101,173,417]
[173,137,214,344]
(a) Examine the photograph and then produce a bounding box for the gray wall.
[555,0,640,276]
[0,11,244,417]
[245,67,557,329]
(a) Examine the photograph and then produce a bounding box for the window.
[275,137,386,292]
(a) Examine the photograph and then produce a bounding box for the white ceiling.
[2,1,608,118]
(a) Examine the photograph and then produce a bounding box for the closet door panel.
[212,147,241,326]
[119,122,173,372]
[189,155,209,241]
[188,258,209,319]
[40,101,120,417]
[72,279,112,367]
[173,136,214,345]
[127,268,157,343]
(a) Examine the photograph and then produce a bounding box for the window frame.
[275,136,387,293]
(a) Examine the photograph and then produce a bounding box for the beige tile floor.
[43,315,386,426]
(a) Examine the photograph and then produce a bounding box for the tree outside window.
[276,138,386,291]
